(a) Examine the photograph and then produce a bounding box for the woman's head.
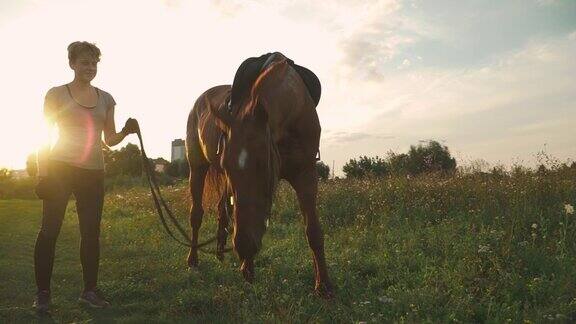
[67,41,101,83]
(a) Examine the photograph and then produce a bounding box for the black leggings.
[34,161,104,292]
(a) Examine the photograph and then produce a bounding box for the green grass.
[1,172,575,323]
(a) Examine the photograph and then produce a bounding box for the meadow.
[1,168,575,323]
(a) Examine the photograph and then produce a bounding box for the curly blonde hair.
[67,41,101,62]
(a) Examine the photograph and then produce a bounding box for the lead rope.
[134,124,231,254]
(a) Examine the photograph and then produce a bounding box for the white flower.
[531,223,538,229]
[478,244,491,253]
[378,296,394,304]
[564,204,574,215]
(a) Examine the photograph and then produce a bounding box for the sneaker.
[78,289,110,308]
[32,290,50,313]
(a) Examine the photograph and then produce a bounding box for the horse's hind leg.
[288,166,334,298]
[216,190,230,261]
[187,164,208,269]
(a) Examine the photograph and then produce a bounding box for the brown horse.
[185,52,333,297]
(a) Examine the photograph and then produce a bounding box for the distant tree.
[490,165,507,179]
[406,140,456,175]
[26,153,38,178]
[343,156,389,179]
[537,164,548,175]
[0,168,11,183]
[154,157,170,166]
[0,168,12,198]
[167,160,189,178]
[387,152,409,176]
[316,161,330,181]
[103,143,143,177]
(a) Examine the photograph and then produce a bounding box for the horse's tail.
[202,164,226,209]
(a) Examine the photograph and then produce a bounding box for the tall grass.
[0,167,575,322]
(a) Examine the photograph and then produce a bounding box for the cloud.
[315,31,576,172]
[323,131,394,145]
[398,58,411,69]
[510,119,571,135]
[536,0,559,6]
[209,0,245,17]
[209,0,415,80]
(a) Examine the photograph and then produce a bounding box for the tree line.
[18,140,471,182]
[341,140,457,178]
[11,139,575,188]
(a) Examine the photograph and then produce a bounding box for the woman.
[33,41,138,312]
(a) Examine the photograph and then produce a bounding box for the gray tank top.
[44,85,116,170]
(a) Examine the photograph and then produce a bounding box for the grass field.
[1,171,575,323]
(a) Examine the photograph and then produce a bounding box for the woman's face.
[70,52,98,83]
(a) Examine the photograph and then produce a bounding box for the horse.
[185,52,333,297]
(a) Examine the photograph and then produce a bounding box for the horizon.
[1,0,575,175]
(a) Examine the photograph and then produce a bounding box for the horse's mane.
[230,52,321,122]
[239,58,288,119]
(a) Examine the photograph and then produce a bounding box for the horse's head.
[211,96,279,280]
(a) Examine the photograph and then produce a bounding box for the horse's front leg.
[288,166,334,298]
[187,165,208,269]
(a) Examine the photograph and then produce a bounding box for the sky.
[0,0,575,175]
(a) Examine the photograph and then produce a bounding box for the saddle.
[230,52,322,109]
[220,53,321,161]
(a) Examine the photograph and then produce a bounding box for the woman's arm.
[103,105,128,147]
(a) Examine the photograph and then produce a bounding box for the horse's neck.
[262,68,314,143]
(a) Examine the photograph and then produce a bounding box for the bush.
[343,156,389,178]
[342,140,457,178]
[405,140,456,175]
[0,170,36,199]
[316,161,330,181]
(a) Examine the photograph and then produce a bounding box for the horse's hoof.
[187,257,199,269]
[314,282,335,299]
[240,265,254,283]
[242,270,254,283]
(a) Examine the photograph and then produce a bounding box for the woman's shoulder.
[96,87,116,107]
[44,85,68,108]
[45,84,67,99]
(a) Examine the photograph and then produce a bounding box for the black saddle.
[230,52,321,110]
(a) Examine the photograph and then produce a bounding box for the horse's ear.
[211,101,233,131]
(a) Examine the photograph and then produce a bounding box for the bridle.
[217,99,280,226]
[264,121,280,220]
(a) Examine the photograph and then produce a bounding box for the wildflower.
[378,296,394,304]
[531,223,538,229]
[565,204,574,215]
[478,244,491,253]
